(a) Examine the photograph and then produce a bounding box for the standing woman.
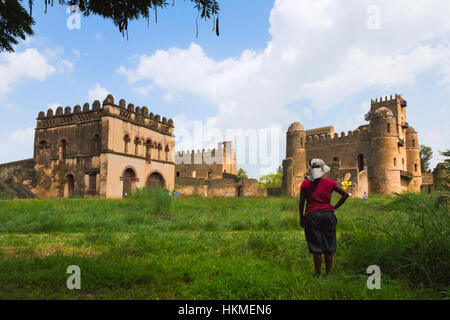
[299,159,349,277]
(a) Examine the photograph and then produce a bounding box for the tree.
[437,149,450,194]
[237,168,247,179]
[420,144,433,173]
[258,166,283,188]
[441,149,450,170]
[0,0,35,53]
[0,0,220,53]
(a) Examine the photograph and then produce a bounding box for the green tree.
[420,144,433,172]
[438,149,450,194]
[258,166,283,188]
[441,149,450,170]
[237,168,248,179]
[0,0,220,53]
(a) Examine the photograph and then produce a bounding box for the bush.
[342,192,449,292]
[128,187,172,215]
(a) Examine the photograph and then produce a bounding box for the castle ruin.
[282,94,422,197]
[0,94,175,199]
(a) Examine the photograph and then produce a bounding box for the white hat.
[305,159,330,182]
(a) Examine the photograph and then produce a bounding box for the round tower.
[368,107,401,195]
[405,126,422,192]
[433,163,448,189]
[284,122,307,196]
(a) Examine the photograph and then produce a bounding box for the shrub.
[342,192,449,292]
[129,187,172,215]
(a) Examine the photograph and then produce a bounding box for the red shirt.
[301,178,337,215]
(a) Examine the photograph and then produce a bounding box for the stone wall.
[175,176,266,198]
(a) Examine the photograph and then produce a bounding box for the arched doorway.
[146,172,165,189]
[122,168,137,198]
[64,174,75,198]
[358,154,365,172]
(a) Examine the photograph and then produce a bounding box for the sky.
[0,0,449,179]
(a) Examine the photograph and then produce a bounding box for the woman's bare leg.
[313,254,322,276]
[324,253,333,275]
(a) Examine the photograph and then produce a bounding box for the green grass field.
[0,192,448,300]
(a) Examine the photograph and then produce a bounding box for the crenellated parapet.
[370,94,406,108]
[305,127,370,148]
[175,141,235,166]
[36,94,175,136]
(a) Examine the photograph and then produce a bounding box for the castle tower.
[283,122,306,197]
[368,107,402,195]
[433,163,448,189]
[405,126,422,192]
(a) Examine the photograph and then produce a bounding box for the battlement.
[370,93,407,107]
[305,127,370,148]
[36,94,174,136]
[175,141,235,165]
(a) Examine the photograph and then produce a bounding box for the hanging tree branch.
[0,0,221,52]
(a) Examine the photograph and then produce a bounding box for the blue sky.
[0,0,449,178]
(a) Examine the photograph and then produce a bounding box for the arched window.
[38,140,48,155]
[402,158,405,170]
[208,169,213,179]
[145,139,152,161]
[124,135,130,153]
[59,139,67,160]
[157,143,162,160]
[412,139,415,147]
[134,137,141,155]
[358,154,365,172]
[387,123,391,133]
[394,158,397,166]
[415,164,418,172]
[165,145,170,161]
[92,135,100,153]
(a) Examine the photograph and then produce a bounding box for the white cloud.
[133,84,154,96]
[0,127,35,163]
[0,45,76,101]
[118,0,450,174]
[0,48,56,99]
[119,0,450,128]
[88,83,110,102]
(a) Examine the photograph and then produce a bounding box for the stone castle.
[174,141,265,197]
[0,94,175,199]
[175,141,237,179]
[282,94,422,197]
[0,93,445,199]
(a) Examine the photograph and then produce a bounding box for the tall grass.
[0,193,447,299]
[341,192,449,291]
[128,187,172,215]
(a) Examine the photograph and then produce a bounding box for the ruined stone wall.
[175,141,237,179]
[240,178,266,197]
[175,177,236,197]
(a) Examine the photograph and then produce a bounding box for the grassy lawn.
[0,193,448,299]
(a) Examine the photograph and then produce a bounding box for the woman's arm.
[332,185,349,210]
[299,187,307,228]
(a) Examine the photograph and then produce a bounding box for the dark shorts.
[304,211,337,254]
